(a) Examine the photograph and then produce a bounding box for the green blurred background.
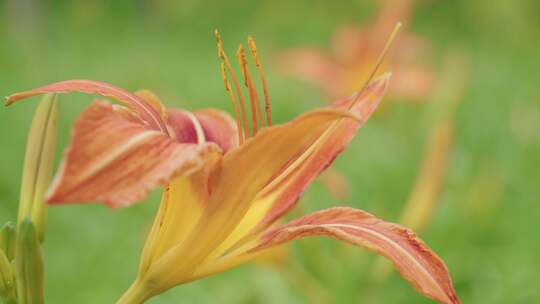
[1,0,539,303]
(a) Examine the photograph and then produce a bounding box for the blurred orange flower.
[279,0,433,102]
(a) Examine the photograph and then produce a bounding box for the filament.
[247,36,272,126]
[237,44,264,135]
[220,63,244,144]
[215,30,250,138]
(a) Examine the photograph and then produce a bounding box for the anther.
[215,30,250,139]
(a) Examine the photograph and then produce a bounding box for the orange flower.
[279,0,433,102]
[6,33,458,304]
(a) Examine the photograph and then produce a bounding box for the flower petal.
[207,75,390,257]
[167,108,238,152]
[138,169,215,275]
[46,100,220,208]
[259,75,390,229]
[145,108,359,285]
[194,109,239,152]
[134,89,168,120]
[6,80,168,132]
[248,207,460,304]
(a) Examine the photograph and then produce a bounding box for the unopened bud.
[0,222,15,261]
[17,94,59,242]
[0,248,16,301]
[15,219,44,304]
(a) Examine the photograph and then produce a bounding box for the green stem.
[116,280,153,304]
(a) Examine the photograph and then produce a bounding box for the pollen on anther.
[215,30,250,139]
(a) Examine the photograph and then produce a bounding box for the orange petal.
[249,207,460,304]
[6,80,168,132]
[134,89,168,120]
[167,108,239,152]
[207,75,389,257]
[47,101,220,208]
[257,75,390,229]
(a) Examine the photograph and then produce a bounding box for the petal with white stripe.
[247,207,460,304]
[47,101,220,208]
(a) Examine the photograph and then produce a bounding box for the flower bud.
[15,219,44,304]
[17,94,59,242]
[0,222,15,261]
[0,248,16,302]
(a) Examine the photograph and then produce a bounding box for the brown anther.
[215,30,250,139]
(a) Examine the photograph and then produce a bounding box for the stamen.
[247,36,272,126]
[215,30,250,138]
[349,22,402,110]
[237,44,264,136]
[220,63,244,145]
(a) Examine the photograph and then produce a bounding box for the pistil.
[349,22,402,110]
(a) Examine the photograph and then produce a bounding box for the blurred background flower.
[1,0,539,303]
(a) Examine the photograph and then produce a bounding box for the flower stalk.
[116,280,154,304]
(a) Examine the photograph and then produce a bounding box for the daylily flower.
[278,0,433,102]
[6,33,459,304]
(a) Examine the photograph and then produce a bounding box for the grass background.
[1,0,539,303]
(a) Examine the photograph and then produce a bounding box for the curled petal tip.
[4,96,14,106]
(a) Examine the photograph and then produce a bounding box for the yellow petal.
[209,75,390,256]
[138,157,219,275]
[144,108,358,288]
